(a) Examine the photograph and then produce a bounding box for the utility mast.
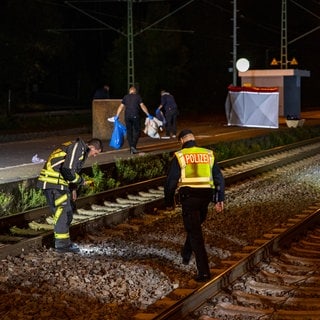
[65,0,195,89]
[271,0,298,68]
[232,0,238,85]
[125,0,194,88]
[280,0,288,69]
[127,0,134,87]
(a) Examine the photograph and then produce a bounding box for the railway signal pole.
[231,0,238,85]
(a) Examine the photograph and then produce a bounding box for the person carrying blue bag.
[109,119,127,149]
[111,86,153,154]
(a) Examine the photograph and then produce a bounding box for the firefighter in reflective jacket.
[164,129,225,282]
[37,138,102,253]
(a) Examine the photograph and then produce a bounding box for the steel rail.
[3,137,320,232]
[218,136,320,168]
[151,207,320,319]
[1,139,320,260]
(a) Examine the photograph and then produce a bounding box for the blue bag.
[109,120,126,149]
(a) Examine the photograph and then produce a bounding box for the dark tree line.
[0,0,319,116]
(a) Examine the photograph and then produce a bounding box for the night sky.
[0,0,319,113]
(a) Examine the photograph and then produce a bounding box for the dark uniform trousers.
[43,189,73,248]
[164,110,177,136]
[180,190,211,276]
[125,115,140,148]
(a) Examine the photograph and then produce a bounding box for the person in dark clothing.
[164,129,225,282]
[158,90,178,139]
[93,84,110,99]
[114,86,153,154]
[37,138,103,253]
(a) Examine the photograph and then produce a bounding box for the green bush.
[0,192,15,217]
[212,125,320,161]
[115,153,170,185]
[81,163,121,196]
[17,181,47,212]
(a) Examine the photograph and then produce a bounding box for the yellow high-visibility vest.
[38,141,82,190]
[175,146,214,189]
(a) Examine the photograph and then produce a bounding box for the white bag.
[143,117,163,139]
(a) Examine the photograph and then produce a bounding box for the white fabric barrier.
[225,89,279,128]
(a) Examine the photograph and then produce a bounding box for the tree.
[0,0,71,112]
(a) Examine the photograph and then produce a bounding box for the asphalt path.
[0,127,270,185]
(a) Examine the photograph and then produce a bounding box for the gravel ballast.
[1,155,320,319]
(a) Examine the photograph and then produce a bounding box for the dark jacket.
[161,92,177,114]
[37,138,88,191]
[122,93,143,118]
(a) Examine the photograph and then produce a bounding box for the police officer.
[37,138,102,253]
[164,129,225,282]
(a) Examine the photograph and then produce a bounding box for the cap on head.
[178,129,194,140]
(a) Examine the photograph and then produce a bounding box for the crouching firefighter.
[37,138,102,253]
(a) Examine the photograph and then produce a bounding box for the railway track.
[1,138,320,257]
[1,138,320,319]
[0,178,167,259]
[149,206,320,320]
[0,139,318,245]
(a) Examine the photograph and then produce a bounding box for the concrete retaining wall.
[92,99,123,141]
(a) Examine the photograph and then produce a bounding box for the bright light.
[236,58,250,72]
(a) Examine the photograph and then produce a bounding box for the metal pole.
[7,89,11,116]
[232,0,237,85]
[65,0,195,91]
[127,0,134,88]
[280,0,288,69]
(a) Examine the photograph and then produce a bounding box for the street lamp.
[236,58,250,72]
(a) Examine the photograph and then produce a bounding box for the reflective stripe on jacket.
[175,146,214,189]
[37,139,86,190]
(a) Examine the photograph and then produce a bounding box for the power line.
[65,0,195,89]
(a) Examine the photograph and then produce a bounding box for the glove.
[147,114,153,120]
[107,115,119,122]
